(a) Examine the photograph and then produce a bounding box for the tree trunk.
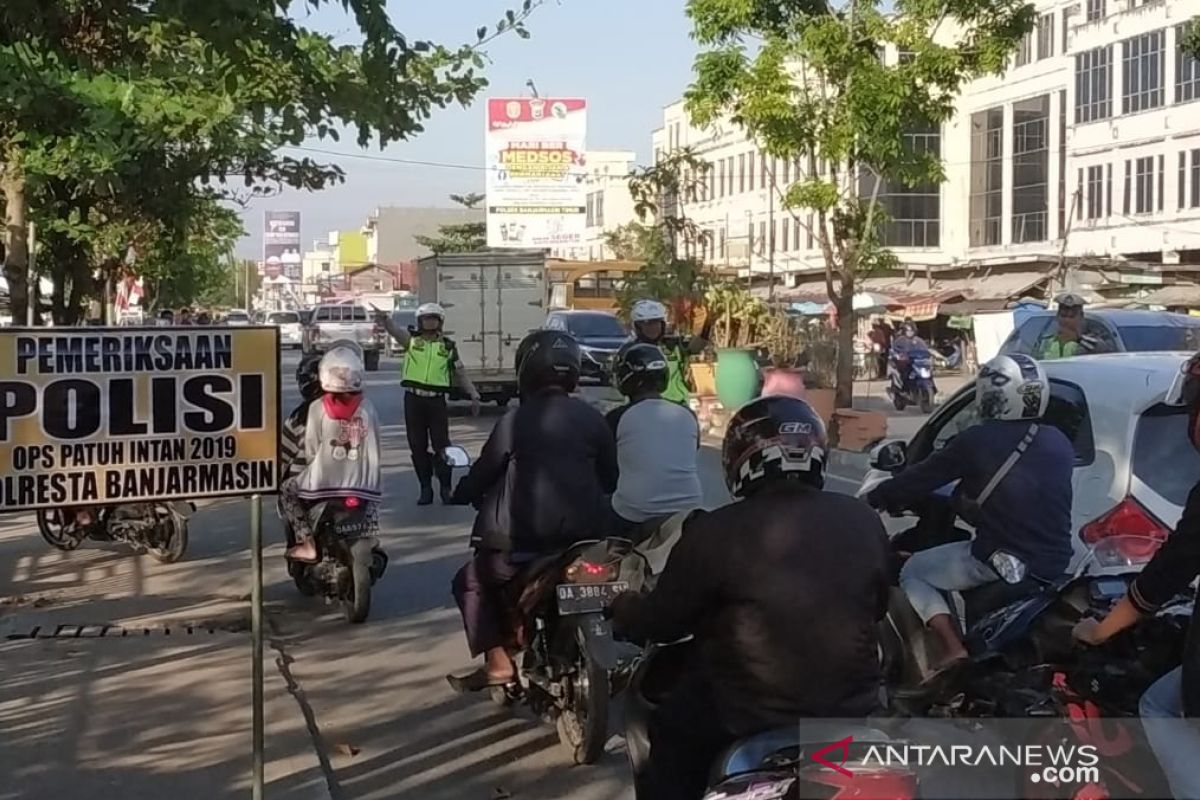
[2,167,29,324]
[834,276,857,409]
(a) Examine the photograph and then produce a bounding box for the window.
[1177,24,1200,103]
[806,213,814,249]
[1181,151,1188,210]
[1012,95,1049,243]
[758,221,766,255]
[727,156,735,195]
[969,107,1003,247]
[717,160,726,198]
[719,229,726,259]
[748,152,756,190]
[1157,154,1164,212]
[1086,0,1105,22]
[779,218,788,251]
[1122,30,1165,114]
[794,217,802,250]
[1057,90,1067,237]
[1134,406,1200,508]
[1086,165,1105,219]
[1075,46,1113,123]
[1076,168,1084,221]
[781,157,791,186]
[738,154,746,193]
[865,126,941,247]
[760,153,768,189]
[747,220,754,253]
[1016,31,1033,67]
[898,48,916,65]
[1135,156,1155,214]
[1037,13,1055,60]
[1062,7,1076,52]
[1117,322,1200,353]
[1106,164,1113,217]
[586,193,595,227]
[1123,159,1131,214]
[1192,149,1200,208]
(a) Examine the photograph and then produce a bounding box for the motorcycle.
[623,640,921,800]
[37,502,194,562]
[283,494,388,623]
[887,344,936,413]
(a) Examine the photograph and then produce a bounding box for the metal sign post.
[250,493,264,800]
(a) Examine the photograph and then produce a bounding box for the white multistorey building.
[652,0,1200,294]
[551,149,639,261]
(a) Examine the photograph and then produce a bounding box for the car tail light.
[344,496,361,509]
[564,558,618,584]
[1079,497,1168,564]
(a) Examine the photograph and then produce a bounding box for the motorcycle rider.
[446,329,618,692]
[1073,351,1200,800]
[866,354,1074,676]
[280,345,383,563]
[279,351,326,547]
[378,303,482,506]
[609,396,891,800]
[605,343,704,538]
[624,299,714,405]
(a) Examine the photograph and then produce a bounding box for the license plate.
[555,582,629,616]
[332,518,371,538]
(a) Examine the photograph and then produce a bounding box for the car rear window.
[350,306,368,321]
[1116,324,1200,353]
[1133,405,1200,507]
[269,312,299,323]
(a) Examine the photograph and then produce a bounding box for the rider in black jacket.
[1073,351,1200,800]
[610,396,890,800]
[447,330,618,692]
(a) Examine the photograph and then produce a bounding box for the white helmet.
[319,344,364,393]
[976,354,1048,422]
[417,302,445,321]
[630,299,667,324]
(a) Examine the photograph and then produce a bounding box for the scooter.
[887,345,936,413]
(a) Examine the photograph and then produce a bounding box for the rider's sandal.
[446,668,516,694]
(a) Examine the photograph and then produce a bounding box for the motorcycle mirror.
[442,445,472,469]
[870,440,907,472]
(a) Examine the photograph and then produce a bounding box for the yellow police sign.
[0,327,280,512]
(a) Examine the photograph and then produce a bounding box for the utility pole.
[526,79,540,98]
[1056,188,1081,295]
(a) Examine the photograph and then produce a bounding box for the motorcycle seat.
[709,724,894,785]
[960,577,1043,627]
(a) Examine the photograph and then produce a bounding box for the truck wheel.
[364,350,380,372]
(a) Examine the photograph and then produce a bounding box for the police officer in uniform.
[381,303,481,505]
[621,299,713,405]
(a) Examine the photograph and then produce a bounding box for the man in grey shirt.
[606,344,704,535]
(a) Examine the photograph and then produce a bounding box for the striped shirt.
[281,402,313,482]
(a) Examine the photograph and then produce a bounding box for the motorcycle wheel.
[289,561,316,596]
[892,394,906,411]
[148,508,188,563]
[36,509,87,551]
[556,627,610,765]
[919,388,934,414]
[341,553,372,624]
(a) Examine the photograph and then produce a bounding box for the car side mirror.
[442,445,472,469]
[869,440,907,472]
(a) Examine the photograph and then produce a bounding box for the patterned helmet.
[721,396,827,498]
[976,354,1048,422]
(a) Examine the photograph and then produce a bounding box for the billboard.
[263,211,302,281]
[0,327,280,511]
[485,97,587,248]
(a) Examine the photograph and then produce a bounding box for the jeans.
[899,541,998,623]
[1141,666,1200,800]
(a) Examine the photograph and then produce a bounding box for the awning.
[1127,285,1200,308]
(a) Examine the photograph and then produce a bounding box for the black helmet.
[515,329,581,395]
[613,343,668,397]
[296,353,323,401]
[1181,351,1200,450]
[721,396,828,498]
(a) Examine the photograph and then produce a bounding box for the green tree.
[414,193,488,254]
[1,0,543,322]
[602,221,671,263]
[684,0,1033,407]
[614,148,713,332]
[1185,18,1200,59]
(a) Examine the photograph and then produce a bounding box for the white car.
[224,309,252,326]
[266,310,303,348]
[859,353,1200,574]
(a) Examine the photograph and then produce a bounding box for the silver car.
[266,310,303,348]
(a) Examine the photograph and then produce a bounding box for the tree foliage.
[0,0,544,323]
[683,0,1033,406]
[1186,18,1200,60]
[413,192,488,254]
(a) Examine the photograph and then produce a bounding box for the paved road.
[0,352,884,800]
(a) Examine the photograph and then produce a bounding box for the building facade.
[651,0,1200,297]
[550,149,640,261]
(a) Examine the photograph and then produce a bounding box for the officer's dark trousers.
[404,391,451,489]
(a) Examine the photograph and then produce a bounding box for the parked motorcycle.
[37,502,194,562]
[887,344,936,413]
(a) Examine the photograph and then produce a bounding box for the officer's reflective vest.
[402,337,454,392]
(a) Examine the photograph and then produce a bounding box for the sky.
[235,0,698,258]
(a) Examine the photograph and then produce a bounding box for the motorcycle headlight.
[990,551,1028,584]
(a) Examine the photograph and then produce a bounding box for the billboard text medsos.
[0,330,279,511]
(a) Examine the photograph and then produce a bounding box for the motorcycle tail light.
[343,496,361,509]
[1079,497,1168,565]
[564,559,618,584]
